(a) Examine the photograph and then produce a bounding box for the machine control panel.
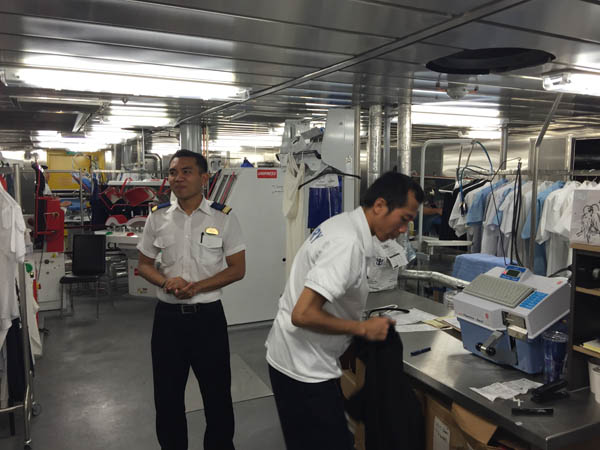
[500,265,528,281]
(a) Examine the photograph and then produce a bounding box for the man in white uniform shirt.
[266,172,423,450]
[137,150,246,450]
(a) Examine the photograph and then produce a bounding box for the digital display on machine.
[505,269,521,278]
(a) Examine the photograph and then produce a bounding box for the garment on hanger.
[537,181,581,276]
[481,182,514,256]
[466,179,509,253]
[282,156,307,278]
[440,178,483,240]
[307,183,342,229]
[521,181,565,275]
[0,184,25,347]
[448,179,488,237]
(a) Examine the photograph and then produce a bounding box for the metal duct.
[367,104,382,187]
[353,106,361,208]
[397,80,413,176]
[144,152,163,177]
[398,269,469,290]
[180,123,202,153]
[383,105,392,172]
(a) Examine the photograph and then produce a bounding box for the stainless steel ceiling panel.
[485,0,600,44]
[383,42,464,64]
[0,15,350,68]
[115,0,448,38]
[0,0,393,54]
[368,0,496,16]
[424,22,600,71]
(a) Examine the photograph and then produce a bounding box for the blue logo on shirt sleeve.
[309,227,323,243]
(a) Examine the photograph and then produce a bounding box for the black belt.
[157,300,220,314]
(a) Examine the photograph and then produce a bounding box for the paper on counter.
[395,323,439,333]
[389,308,438,325]
[442,316,461,330]
[503,378,543,394]
[470,378,543,402]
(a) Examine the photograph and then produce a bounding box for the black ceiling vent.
[426,48,555,75]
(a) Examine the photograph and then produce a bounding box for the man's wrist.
[160,279,167,289]
[353,321,366,337]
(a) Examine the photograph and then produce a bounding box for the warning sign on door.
[257,169,277,179]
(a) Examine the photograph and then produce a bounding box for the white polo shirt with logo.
[137,197,246,304]
[266,207,374,383]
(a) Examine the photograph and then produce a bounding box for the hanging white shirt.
[282,156,307,278]
[537,182,580,276]
[481,182,514,255]
[265,207,373,383]
[0,186,25,346]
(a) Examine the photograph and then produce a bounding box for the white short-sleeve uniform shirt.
[137,197,246,304]
[266,207,374,383]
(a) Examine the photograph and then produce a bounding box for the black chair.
[60,234,106,319]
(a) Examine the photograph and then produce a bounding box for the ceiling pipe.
[176,0,530,125]
[367,104,382,187]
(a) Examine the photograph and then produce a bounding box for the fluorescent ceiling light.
[100,115,174,128]
[542,71,600,96]
[22,54,236,84]
[8,67,249,101]
[31,129,136,153]
[412,104,499,118]
[459,130,502,140]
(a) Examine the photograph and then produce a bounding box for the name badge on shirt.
[205,227,219,235]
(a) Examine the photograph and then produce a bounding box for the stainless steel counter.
[366,289,600,450]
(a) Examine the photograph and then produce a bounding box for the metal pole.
[528,93,563,270]
[18,263,32,446]
[14,164,22,206]
[354,106,361,208]
[500,124,509,171]
[79,168,84,228]
[383,105,391,173]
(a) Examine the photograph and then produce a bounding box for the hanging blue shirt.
[521,181,565,275]
[466,179,508,225]
[491,185,515,227]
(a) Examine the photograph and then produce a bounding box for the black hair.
[170,149,208,173]
[361,171,424,210]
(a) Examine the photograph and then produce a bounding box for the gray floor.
[0,290,285,450]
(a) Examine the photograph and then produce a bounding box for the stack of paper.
[583,338,600,353]
[470,378,543,402]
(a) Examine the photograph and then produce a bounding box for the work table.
[366,289,600,450]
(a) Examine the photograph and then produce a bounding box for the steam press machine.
[453,265,570,374]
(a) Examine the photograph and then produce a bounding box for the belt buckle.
[180,304,196,314]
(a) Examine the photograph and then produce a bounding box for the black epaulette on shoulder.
[151,202,170,213]
[210,202,232,215]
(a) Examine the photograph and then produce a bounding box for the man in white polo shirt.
[266,172,423,450]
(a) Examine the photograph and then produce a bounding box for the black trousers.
[152,300,235,450]
[268,365,354,450]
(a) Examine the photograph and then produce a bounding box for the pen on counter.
[410,347,431,356]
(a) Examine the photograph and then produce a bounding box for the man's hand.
[174,281,201,299]
[358,317,395,341]
[164,277,189,294]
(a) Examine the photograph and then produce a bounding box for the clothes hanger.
[298,164,360,190]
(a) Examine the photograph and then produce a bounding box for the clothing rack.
[0,164,36,449]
